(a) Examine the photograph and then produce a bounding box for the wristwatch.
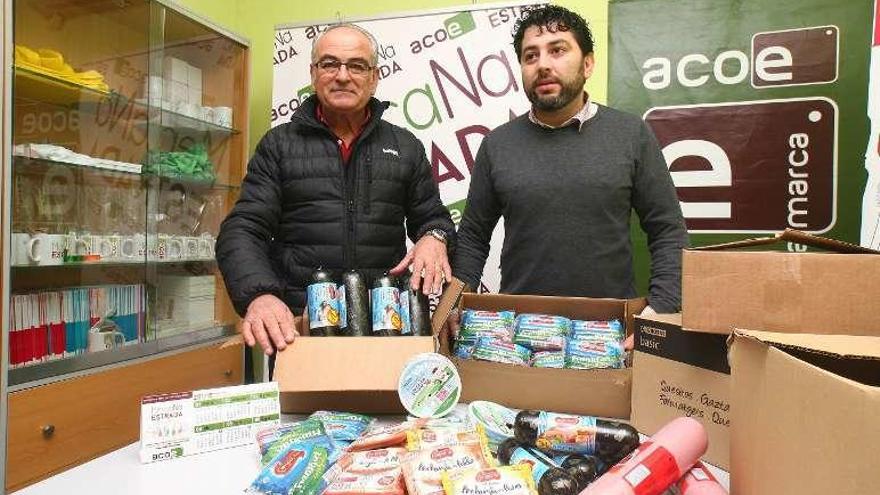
[424,228,448,245]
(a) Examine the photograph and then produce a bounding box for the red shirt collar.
[316,104,371,163]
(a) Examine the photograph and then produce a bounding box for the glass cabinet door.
[8,0,248,386]
[143,2,246,346]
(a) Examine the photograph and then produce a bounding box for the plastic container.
[397,353,461,418]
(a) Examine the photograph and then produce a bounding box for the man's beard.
[526,74,585,111]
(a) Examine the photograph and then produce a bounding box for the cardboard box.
[163,57,190,84]
[682,229,880,335]
[273,316,435,414]
[729,329,880,494]
[631,314,730,469]
[168,80,189,104]
[432,278,646,419]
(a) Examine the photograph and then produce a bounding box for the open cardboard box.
[631,313,731,469]
[432,278,646,419]
[729,329,880,494]
[682,229,880,335]
[273,315,435,414]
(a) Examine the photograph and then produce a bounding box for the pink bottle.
[676,462,727,495]
[579,417,708,495]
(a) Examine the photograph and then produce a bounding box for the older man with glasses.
[217,24,454,365]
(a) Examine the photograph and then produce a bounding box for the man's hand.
[389,235,452,295]
[241,294,298,355]
[624,305,657,351]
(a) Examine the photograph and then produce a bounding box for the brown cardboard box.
[432,278,646,419]
[273,316,435,414]
[631,314,731,469]
[682,229,880,335]
[729,329,880,495]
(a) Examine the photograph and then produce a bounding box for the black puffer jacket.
[216,96,455,315]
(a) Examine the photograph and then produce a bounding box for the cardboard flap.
[431,277,468,336]
[732,329,880,387]
[691,229,880,254]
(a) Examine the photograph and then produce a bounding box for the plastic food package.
[247,428,339,495]
[401,440,494,495]
[321,468,406,495]
[460,310,516,341]
[570,320,624,341]
[565,339,624,370]
[442,465,538,495]
[471,336,531,365]
[258,419,332,466]
[514,314,571,335]
[531,350,566,368]
[347,420,426,452]
[308,411,374,444]
[405,424,484,451]
[453,341,475,359]
[467,401,517,451]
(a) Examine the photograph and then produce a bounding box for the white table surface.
[16,409,730,494]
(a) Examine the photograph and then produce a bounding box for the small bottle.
[341,270,369,336]
[400,273,432,336]
[371,272,401,336]
[675,462,727,495]
[497,438,579,495]
[306,267,340,336]
[579,417,709,495]
[513,410,640,466]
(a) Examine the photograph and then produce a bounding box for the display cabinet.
[2,0,249,490]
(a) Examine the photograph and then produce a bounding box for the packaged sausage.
[441,465,538,495]
[402,440,494,495]
[322,469,406,495]
[348,420,427,452]
[405,424,485,451]
[319,448,405,492]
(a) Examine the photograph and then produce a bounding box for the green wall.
[175,0,610,153]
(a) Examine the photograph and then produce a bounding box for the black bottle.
[497,438,579,495]
[341,270,369,336]
[371,272,401,336]
[513,410,640,466]
[306,267,339,336]
[400,273,432,336]
[554,453,602,490]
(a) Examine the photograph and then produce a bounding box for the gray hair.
[311,23,379,66]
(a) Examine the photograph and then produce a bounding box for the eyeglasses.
[313,58,374,76]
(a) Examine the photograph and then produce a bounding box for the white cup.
[120,233,147,261]
[12,233,33,266]
[88,329,126,353]
[97,235,123,262]
[183,237,200,260]
[67,232,92,257]
[198,234,215,259]
[183,102,199,119]
[199,106,214,123]
[213,106,233,127]
[156,235,183,261]
[30,233,68,265]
